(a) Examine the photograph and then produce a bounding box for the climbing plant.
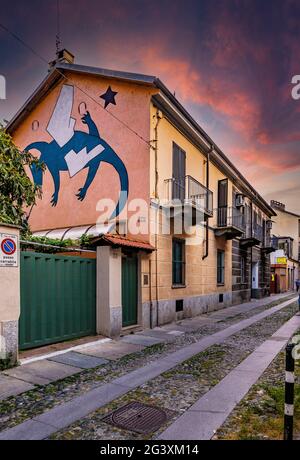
[0,126,44,230]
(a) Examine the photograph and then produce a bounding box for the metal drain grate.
[101,401,175,434]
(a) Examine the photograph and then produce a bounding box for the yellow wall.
[272,209,300,260]
[143,103,234,304]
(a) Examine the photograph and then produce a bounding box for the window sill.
[172,284,186,289]
[217,283,225,287]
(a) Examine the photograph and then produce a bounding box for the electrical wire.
[56,0,61,53]
[0,22,155,150]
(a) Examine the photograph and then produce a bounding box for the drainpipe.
[153,110,162,326]
[202,145,213,260]
[149,259,153,329]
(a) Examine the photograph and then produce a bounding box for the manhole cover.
[101,401,175,434]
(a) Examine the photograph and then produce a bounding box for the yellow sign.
[276,257,287,264]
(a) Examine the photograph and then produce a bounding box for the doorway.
[252,262,259,290]
[122,252,138,327]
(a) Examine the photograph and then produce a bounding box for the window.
[172,239,185,285]
[176,299,184,312]
[217,179,228,226]
[217,250,225,285]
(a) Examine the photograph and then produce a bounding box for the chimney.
[270,200,286,211]
[49,49,74,70]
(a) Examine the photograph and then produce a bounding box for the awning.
[94,234,155,252]
[33,223,115,241]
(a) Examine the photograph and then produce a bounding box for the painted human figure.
[25,85,128,219]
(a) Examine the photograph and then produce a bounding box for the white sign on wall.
[0,233,18,267]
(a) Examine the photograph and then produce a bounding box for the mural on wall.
[25,84,128,219]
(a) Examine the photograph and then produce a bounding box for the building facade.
[7,50,276,343]
[270,200,300,293]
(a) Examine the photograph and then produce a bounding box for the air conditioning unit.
[235,194,245,208]
[266,220,273,230]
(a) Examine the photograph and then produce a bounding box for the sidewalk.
[0,294,296,440]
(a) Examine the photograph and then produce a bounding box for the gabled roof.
[6,63,160,134]
[6,61,276,217]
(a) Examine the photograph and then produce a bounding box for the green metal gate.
[122,254,138,327]
[19,252,96,350]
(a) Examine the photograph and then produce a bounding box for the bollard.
[284,342,295,440]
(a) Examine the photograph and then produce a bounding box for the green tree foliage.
[0,127,44,228]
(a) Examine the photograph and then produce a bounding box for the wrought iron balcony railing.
[216,206,245,232]
[164,175,213,216]
[271,236,279,250]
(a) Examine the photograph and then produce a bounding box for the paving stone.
[4,360,81,385]
[137,329,177,342]
[114,360,174,389]
[120,334,164,346]
[159,324,186,333]
[0,374,35,401]
[76,341,144,360]
[48,351,108,369]
[166,330,185,336]
[0,419,57,441]
[158,410,227,440]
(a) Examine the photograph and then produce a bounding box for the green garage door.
[19,252,96,350]
[122,253,138,327]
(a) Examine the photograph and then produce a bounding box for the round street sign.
[1,238,17,255]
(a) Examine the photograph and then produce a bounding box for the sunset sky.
[0,0,300,212]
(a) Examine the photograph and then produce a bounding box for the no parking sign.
[0,233,18,267]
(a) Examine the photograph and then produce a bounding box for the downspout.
[151,110,162,327]
[202,145,213,260]
[149,259,153,329]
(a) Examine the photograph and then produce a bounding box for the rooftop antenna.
[56,0,61,54]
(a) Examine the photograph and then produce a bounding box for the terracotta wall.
[12,72,155,240]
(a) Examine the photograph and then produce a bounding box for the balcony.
[214,207,245,240]
[271,236,293,258]
[261,235,276,254]
[163,175,213,218]
[240,222,263,248]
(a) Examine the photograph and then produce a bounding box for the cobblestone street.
[0,293,298,440]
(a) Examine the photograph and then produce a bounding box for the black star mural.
[100,86,118,108]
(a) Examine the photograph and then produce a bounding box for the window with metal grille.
[172,239,185,285]
[217,250,225,285]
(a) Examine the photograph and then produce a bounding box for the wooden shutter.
[172,143,186,200]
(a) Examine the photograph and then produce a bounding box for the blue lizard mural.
[25,84,129,219]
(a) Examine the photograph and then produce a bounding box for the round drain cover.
[102,401,171,434]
